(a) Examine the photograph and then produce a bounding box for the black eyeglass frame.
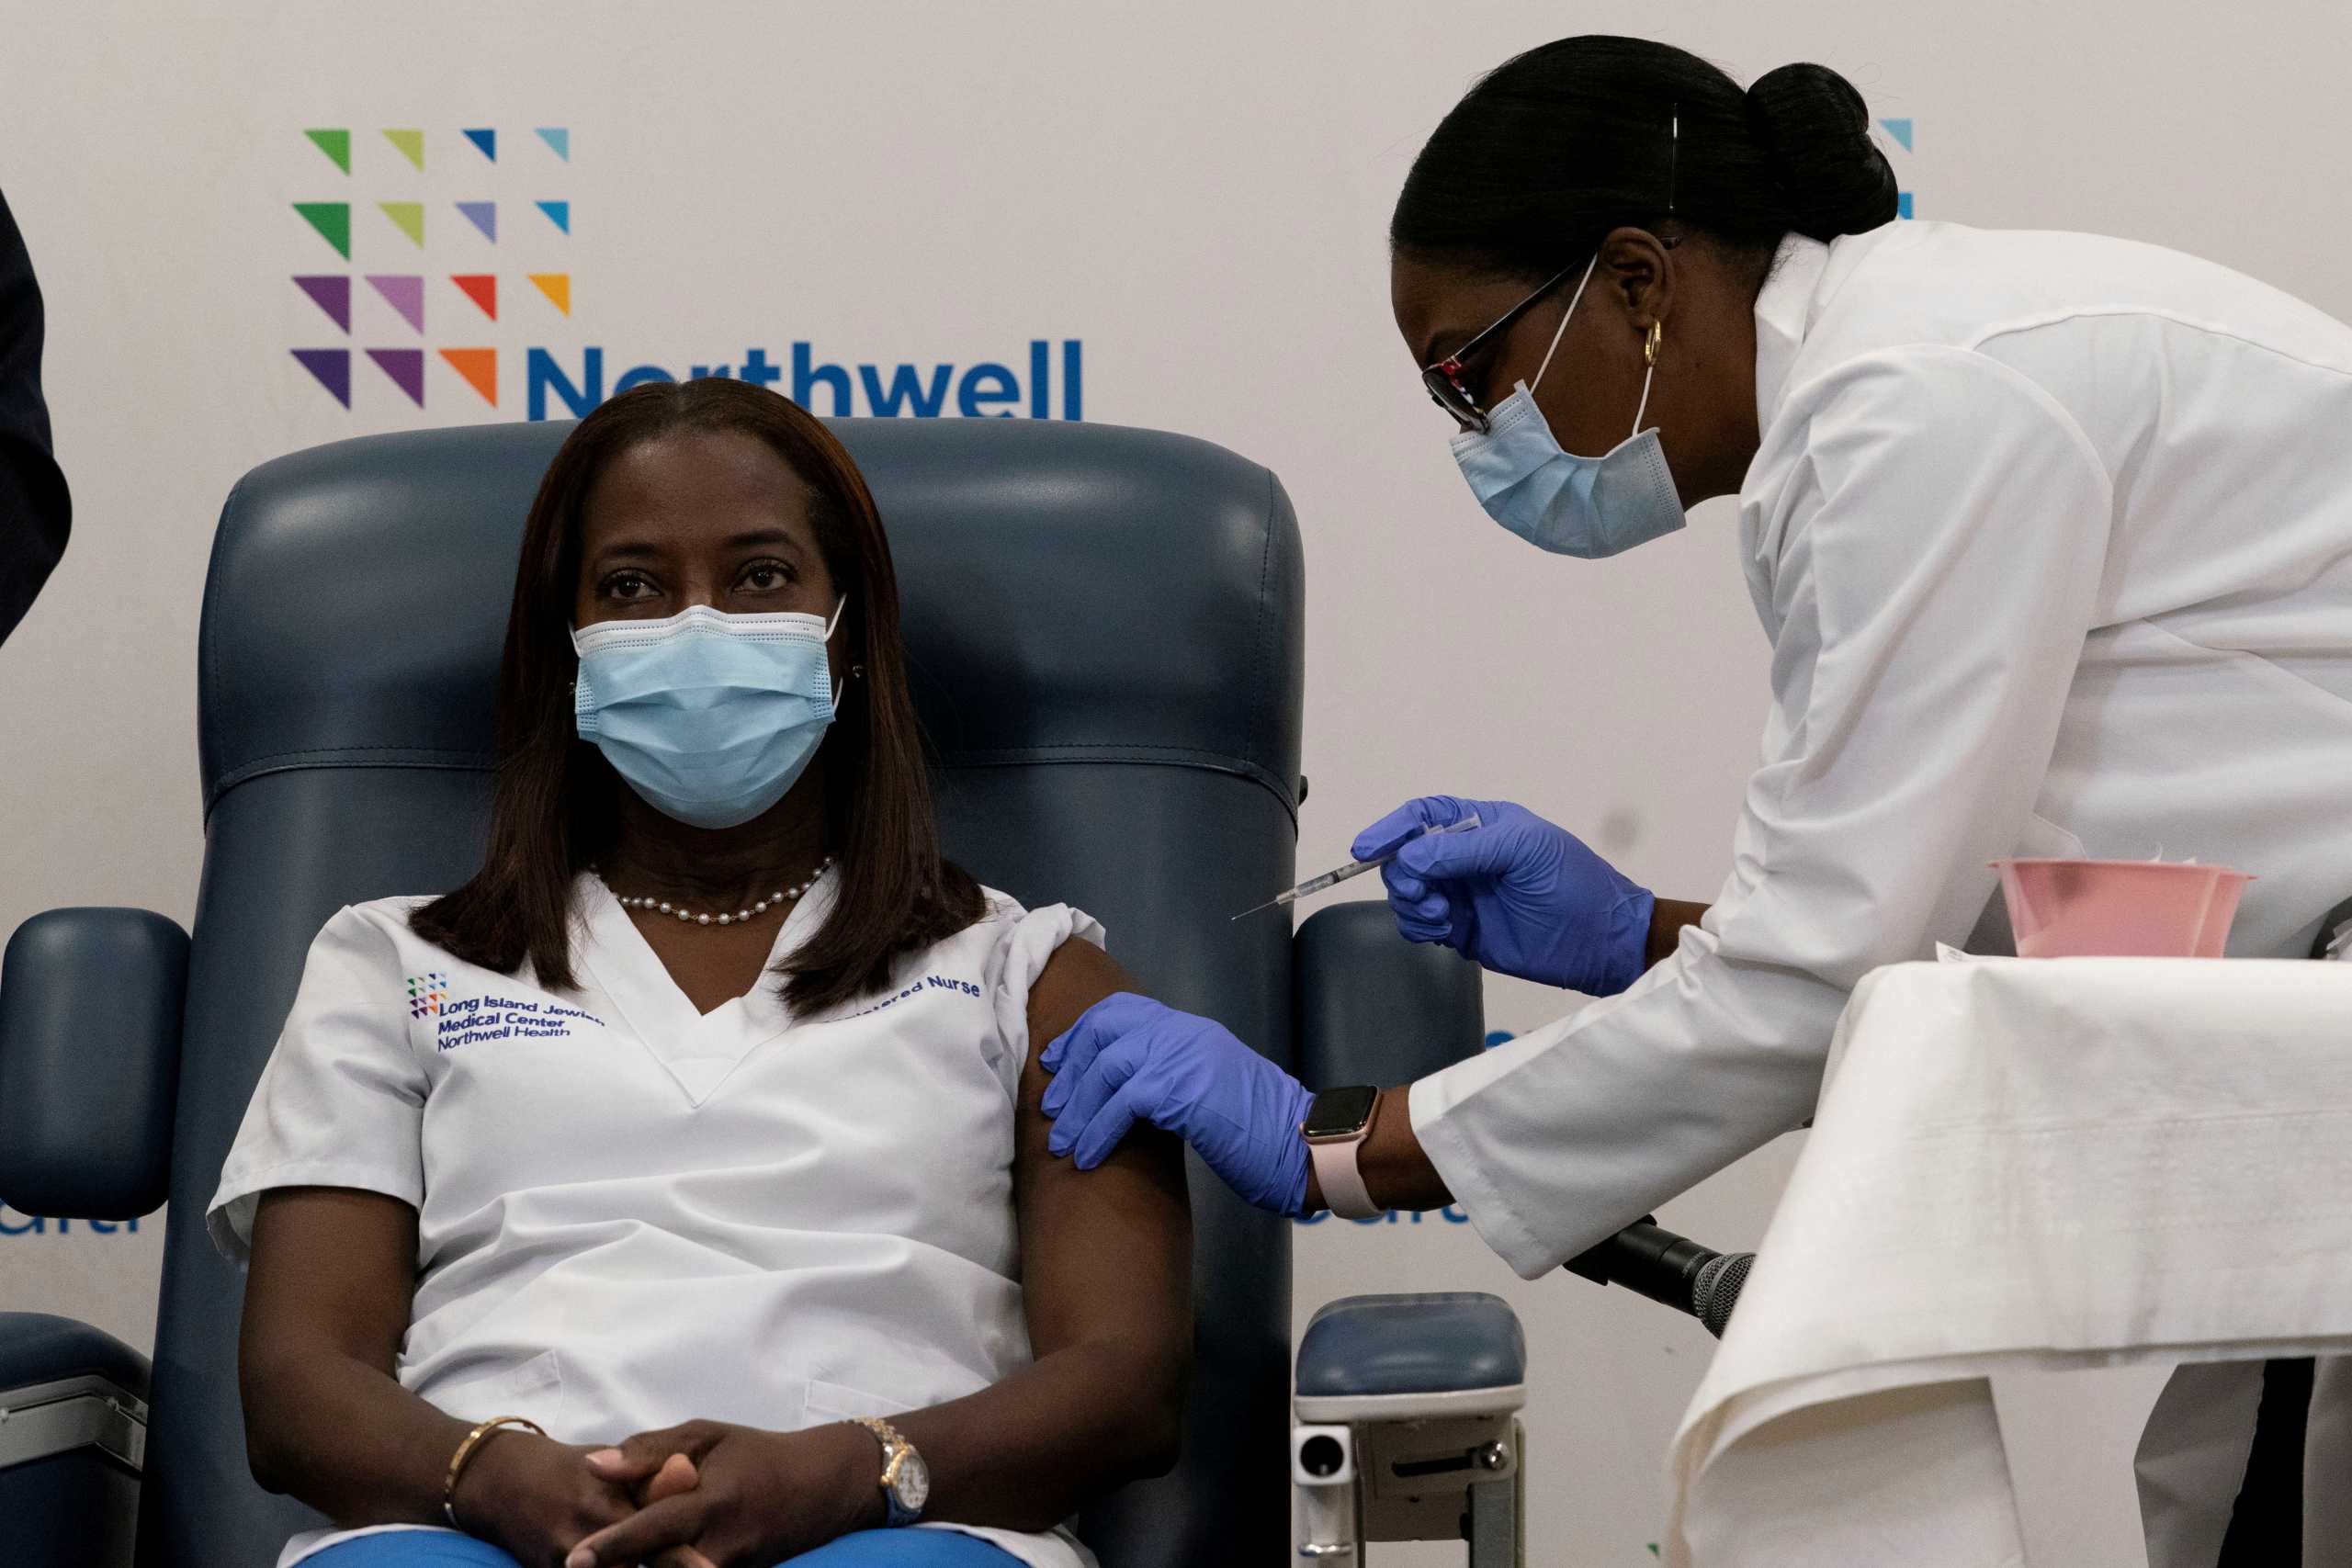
[1417,226,1685,434]
[1418,260,1587,434]
[1421,106,1683,434]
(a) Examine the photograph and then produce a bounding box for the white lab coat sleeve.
[206,905,430,1267]
[1411,345,2116,1278]
[981,898,1108,1100]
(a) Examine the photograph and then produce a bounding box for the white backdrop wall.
[5,4,2348,1562]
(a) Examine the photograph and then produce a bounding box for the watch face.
[892,1450,931,1512]
[1303,1085,1378,1139]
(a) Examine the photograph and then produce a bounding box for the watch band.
[852,1416,923,1527]
[1310,1135,1380,1220]
[1307,1105,1383,1221]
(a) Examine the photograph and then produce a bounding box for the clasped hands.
[454,1416,881,1568]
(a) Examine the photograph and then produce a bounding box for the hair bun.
[1744,62,1898,242]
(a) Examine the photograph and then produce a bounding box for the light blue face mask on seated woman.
[1449,252,1688,558]
[572,599,844,829]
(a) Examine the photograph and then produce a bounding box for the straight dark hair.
[1392,36,1898,280]
[413,378,984,1015]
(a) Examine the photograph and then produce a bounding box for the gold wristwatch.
[851,1416,930,1527]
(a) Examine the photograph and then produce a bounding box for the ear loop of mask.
[1527,251,1661,444]
[1640,104,1677,440]
[1528,253,1599,395]
[824,595,849,709]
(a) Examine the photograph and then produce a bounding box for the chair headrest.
[198,417,1303,818]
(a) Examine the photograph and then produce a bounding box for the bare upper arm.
[1013,940,1193,1361]
[242,1187,419,1382]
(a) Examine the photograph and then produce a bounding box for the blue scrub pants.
[301,1528,1023,1567]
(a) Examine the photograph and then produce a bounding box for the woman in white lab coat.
[209,380,1191,1568]
[1040,34,2352,1562]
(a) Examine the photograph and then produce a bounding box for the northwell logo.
[407,971,450,1018]
[1880,117,1916,219]
[525,342,1083,423]
[286,125,1084,421]
[288,125,570,410]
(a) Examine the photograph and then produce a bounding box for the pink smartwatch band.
[1309,1131,1381,1220]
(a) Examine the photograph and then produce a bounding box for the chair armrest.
[0,1312,151,1466]
[1293,901,1485,1089]
[0,1314,149,1568]
[0,908,188,1219]
[1295,1292,1526,1422]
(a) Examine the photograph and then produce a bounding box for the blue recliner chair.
[0,416,1524,1567]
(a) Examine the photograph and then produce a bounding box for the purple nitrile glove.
[1040,992,1314,1217]
[1355,795,1654,996]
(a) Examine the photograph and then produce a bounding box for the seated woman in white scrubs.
[206,378,1192,1568]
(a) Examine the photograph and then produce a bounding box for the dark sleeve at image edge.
[0,183,72,644]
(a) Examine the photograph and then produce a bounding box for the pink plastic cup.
[1993,858,2253,959]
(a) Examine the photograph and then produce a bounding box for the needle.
[1231,812,1483,920]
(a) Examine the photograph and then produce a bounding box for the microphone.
[1563,1217,1755,1338]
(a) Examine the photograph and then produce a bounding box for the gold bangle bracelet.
[443,1415,547,1529]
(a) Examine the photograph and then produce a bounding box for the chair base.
[1295,1408,1524,1566]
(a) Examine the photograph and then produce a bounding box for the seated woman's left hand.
[565,1419,881,1568]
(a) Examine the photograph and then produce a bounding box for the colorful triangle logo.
[378,202,425,249]
[292,275,351,333]
[292,348,351,407]
[526,273,571,315]
[455,201,497,243]
[303,129,351,175]
[536,200,570,234]
[440,348,498,407]
[366,348,426,407]
[294,202,351,259]
[366,274,425,333]
[462,128,496,163]
[536,127,570,161]
[1879,118,1914,152]
[450,274,497,321]
[382,129,424,172]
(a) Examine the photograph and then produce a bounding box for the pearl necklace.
[596,856,833,928]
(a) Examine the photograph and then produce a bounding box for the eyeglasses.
[1417,229,1685,434]
[1423,107,1682,434]
[1418,261,1586,434]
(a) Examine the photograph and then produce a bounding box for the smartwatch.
[1302,1085,1383,1220]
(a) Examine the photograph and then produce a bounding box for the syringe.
[1231,811,1483,920]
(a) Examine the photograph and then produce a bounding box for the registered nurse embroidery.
[839,973,984,1022]
[406,972,449,1017]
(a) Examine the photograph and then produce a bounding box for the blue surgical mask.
[571,600,844,830]
[1449,254,1686,558]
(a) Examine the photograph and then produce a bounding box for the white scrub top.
[1414,219,2352,1280]
[208,870,1102,1568]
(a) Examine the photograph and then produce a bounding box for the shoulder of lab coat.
[1412,344,2115,1279]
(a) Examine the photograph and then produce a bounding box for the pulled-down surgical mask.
[1449,254,1687,558]
[572,600,843,830]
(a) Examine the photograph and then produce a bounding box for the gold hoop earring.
[1644,320,1664,367]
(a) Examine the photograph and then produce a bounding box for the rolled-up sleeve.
[1413,347,2116,1278]
[981,898,1107,1099]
